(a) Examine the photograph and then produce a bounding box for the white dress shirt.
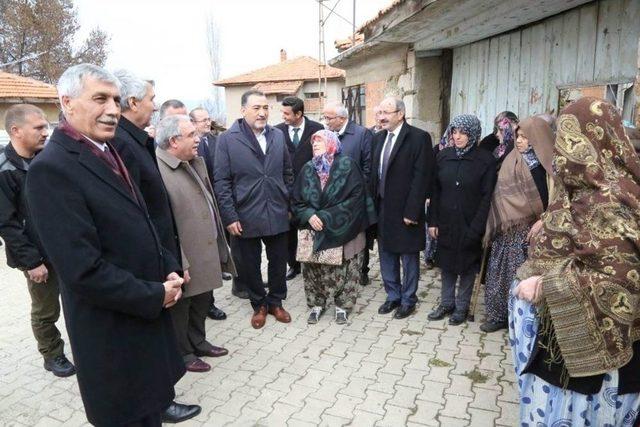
[288,117,306,142]
[83,134,107,152]
[256,129,267,154]
[379,121,404,176]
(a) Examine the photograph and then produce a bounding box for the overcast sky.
[74,0,391,107]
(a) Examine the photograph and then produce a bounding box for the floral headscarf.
[493,116,517,159]
[440,114,482,157]
[312,129,342,189]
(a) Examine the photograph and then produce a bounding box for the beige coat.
[156,148,236,298]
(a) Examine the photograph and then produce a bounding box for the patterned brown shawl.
[517,97,640,377]
[484,117,555,244]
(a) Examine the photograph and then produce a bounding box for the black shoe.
[378,300,401,315]
[222,272,233,281]
[480,320,508,333]
[285,267,300,280]
[393,304,416,319]
[161,402,202,423]
[207,304,227,320]
[427,305,455,321]
[44,354,76,377]
[449,310,468,326]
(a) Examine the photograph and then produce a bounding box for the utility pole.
[318,0,327,107]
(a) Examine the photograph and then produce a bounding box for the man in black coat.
[0,104,75,377]
[371,97,434,319]
[274,96,323,281]
[25,64,199,426]
[214,90,294,329]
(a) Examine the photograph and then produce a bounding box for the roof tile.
[0,72,58,100]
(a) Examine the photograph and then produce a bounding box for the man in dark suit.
[25,64,200,426]
[274,96,323,280]
[371,97,434,319]
[322,101,374,285]
[214,90,294,329]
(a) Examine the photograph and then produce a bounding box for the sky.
[73,0,392,109]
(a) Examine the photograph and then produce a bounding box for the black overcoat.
[371,122,434,254]
[111,116,181,270]
[214,120,294,238]
[428,145,497,274]
[25,129,185,425]
[275,116,323,177]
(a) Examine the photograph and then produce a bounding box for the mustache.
[97,116,118,126]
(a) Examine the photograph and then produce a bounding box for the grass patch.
[464,368,490,384]
[428,358,452,368]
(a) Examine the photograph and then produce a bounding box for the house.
[330,0,640,141]
[0,71,59,145]
[214,50,345,125]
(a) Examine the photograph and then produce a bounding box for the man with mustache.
[0,104,75,378]
[213,90,294,329]
[25,64,199,426]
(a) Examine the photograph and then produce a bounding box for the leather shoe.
[195,345,229,358]
[185,358,210,372]
[268,305,292,323]
[378,300,400,315]
[251,306,268,329]
[449,310,468,326]
[393,304,416,319]
[480,320,508,333]
[222,272,233,281]
[285,267,300,280]
[44,354,76,377]
[427,305,455,321]
[207,304,227,320]
[161,402,202,423]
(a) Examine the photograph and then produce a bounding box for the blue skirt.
[508,281,640,426]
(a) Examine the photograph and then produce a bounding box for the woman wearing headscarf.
[292,130,375,325]
[510,97,640,425]
[427,115,497,325]
[479,111,519,169]
[480,116,555,333]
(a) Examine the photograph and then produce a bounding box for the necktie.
[292,128,300,146]
[378,132,394,197]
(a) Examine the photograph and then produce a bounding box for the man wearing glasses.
[213,90,294,329]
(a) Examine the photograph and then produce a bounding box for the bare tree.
[0,0,110,83]
[202,14,225,125]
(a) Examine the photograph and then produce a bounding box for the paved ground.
[0,249,519,426]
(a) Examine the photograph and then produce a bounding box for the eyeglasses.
[380,110,399,115]
[192,118,211,123]
[322,115,337,121]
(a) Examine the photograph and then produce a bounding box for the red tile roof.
[0,72,58,101]
[252,80,304,95]
[214,56,344,87]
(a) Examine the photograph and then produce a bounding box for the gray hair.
[156,114,190,150]
[325,101,349,118]
[113,69,151,110]
[159,99,186,119]
[57,63,120,104]
[383,97,406,115]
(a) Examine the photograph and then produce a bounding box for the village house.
[330,0,640,141]
[0,71,59,146]
[214,50,345,125]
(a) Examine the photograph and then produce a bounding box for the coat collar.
[342,120,356,136]
[3,142,33,171]
[118,115,150,146]
[229,119,275,158]
[155,147,183,170]
[439,144,480,161]
[384,120,410,167]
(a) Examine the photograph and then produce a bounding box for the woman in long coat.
[480,116,555,332]
[428,115,496,325]
[510,97,640,426]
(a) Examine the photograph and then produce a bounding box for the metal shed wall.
[449,0,639,134]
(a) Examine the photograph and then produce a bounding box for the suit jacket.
[111,116,181,271]
[25,128,185,425]
[339,120,373,182]
[156,148,236,297]
[197,131,218,182]
[371,122,435,253]
[275,116,324,177]
[214,119,294,238]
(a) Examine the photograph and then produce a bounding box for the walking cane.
[467,244,490,322]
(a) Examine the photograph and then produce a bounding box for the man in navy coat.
[214,90,294,329]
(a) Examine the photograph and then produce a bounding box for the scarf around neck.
[312,129,342,189]
[517,97,640,378]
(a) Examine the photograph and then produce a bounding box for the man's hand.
[28,264,48,284]
[309,214,324,232]
[227,221,243,236]
[403,217,418,226]
[513,276,543,303]
[183,269,191,284]
[163,276,184,308]
[527,219,544,244]
[428,227,438,239]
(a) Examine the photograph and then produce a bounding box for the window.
[559,82,636,126]
[341,85,366,125]
[304,92,325,99]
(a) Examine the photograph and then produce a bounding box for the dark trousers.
[24,267,64,360]
[287,227,300,271]
[232,232,288,310]
[378,245,419,306]
[170,292,213,363]
[440,269,476,313]
[119,411,162,427]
